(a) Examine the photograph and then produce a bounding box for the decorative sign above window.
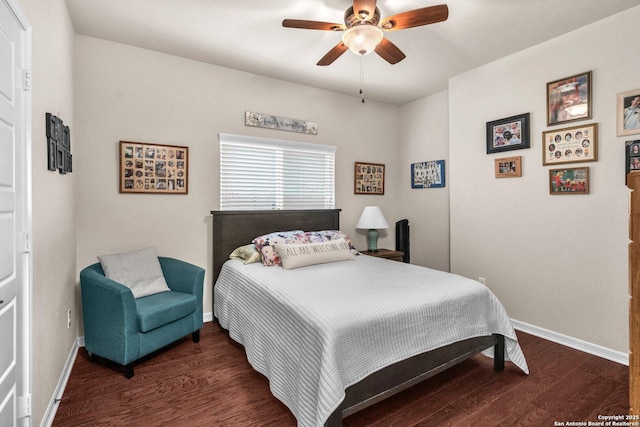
[46,113,72,174]
[245,111,318,135]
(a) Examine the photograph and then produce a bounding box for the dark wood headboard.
[210,209,341,283]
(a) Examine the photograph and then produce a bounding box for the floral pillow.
[305,230,356,252]
[252,230,309,266]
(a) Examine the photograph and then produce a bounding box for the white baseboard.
[511,319,628,366]
[39,337,80,427]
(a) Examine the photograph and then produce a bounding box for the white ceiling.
[64,0,640,106]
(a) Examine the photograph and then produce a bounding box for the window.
[219,133,336,210]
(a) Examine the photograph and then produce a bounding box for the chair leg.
[124,364,134,379]
[192,330,200,343]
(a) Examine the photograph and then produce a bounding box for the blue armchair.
[80,257,204,378]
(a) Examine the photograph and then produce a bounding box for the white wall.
[17,0,77,424]
[448,6,640,353]
[398,91,450,271]
[73,36,401,320]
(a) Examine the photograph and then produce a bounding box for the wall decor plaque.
[46,113,72,174]
[245,111,318,135]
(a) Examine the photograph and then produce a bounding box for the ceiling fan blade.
[381,4,449,31]
[374,38,406,64]
[282,19,345,31]
[353,0,377,20]
[317,43,349,66]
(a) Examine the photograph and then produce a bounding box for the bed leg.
[493,334,505,371]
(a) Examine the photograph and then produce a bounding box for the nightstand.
[360,249,404,262]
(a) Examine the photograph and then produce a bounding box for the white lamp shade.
[355,206,389,229]
[342,25,384,56]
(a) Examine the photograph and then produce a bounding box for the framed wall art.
[549,167,589,195]
[626,140,640,184]
[411,160,445,188]
[486,113,530,154]
[119,141,189,194]
[547,71,592,126]
[542,123,597,166]
[354,162,384,195]
[494,156,522,178]
[46,113,72,174]
[617,88,640,136]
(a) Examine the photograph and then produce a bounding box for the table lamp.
[356,206,389,252]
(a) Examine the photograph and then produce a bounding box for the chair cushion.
[135,291,197,333]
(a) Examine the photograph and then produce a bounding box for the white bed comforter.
[214,256,528,427]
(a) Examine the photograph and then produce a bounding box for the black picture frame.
[626,140,640,184]
[486,113,530,154]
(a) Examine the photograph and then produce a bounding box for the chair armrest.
[159,257,205,329]
[158,257,205,296]
[80,263,140,364]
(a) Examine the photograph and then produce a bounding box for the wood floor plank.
[53,323,628,427]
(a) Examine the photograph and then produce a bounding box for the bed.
[211,209,528,427]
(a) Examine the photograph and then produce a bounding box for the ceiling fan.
[282,1,449,66]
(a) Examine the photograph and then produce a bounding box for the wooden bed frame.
[211,209,505,427]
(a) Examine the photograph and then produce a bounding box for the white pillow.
[273,238,355,270]
[98,247,170,298]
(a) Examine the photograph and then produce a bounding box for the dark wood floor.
[53,323,628,426]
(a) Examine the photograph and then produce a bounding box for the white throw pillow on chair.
[98,247,170,298]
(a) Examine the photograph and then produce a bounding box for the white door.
[0,0,31,426]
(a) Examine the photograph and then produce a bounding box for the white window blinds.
[219,133,336,210]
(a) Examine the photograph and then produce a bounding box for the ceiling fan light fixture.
[342,25,383,56]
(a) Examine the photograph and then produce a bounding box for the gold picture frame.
[542,123,597,166]
[354,162,384,195]
[119,141,188,194]
[494,156,522,178]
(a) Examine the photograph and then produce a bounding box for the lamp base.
[366,229,379,252]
